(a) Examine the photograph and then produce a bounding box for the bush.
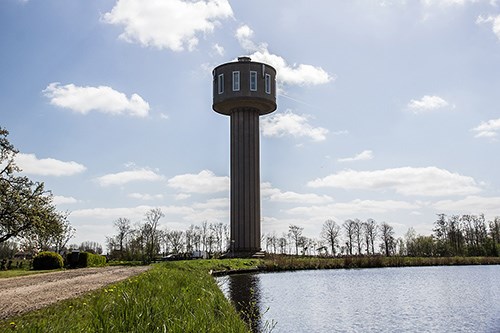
[33,251,64,270]
[78,252,106,268]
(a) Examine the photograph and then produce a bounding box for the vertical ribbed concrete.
[212,57,276,257]
[230,108,261,253]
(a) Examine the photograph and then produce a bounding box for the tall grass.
[260,254,500,271]
[2,262,250,332]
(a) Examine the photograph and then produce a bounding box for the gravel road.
[0,265,151,320]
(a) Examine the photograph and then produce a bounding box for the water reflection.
[223,273,263,332]
[219,266,500,332]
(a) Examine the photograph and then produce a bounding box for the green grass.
[0,267,63,279]
[1,261,251,333]
[2,256,498,332]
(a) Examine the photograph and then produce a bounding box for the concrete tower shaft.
[212,57,277,255]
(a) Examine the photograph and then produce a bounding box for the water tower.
[212,56,277,256]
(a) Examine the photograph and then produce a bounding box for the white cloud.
[103,0,233,52]
[288,199,420,217]
[15,153,86,176]
[249,49,332,86]
[44,83,149,117]
[175,193,192,201]
[476,14,500,40]
[308,166,482,197]
[53,195,79,205]
[235,25,332,86]
[261,182,333,204]
[71,199,229,225]
[96,168,165,186]
[128,193,164,200]
[407,95,449,113]
[167,170,229,193]
[471,118,500,138]
[433,196,500,216]
[261,110,328,142]
[235,25,257,51]
[212,43,225,56]
[72,205,192,220]
[338,150,374,163]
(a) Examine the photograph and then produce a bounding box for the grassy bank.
[259,255,500,271]
[0,269,64,279]
[2,256,498,332]
[1,261,253,333]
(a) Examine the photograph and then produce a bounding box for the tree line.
[106,208,231,263]
[106,210,500,261]
[263,214,499,257]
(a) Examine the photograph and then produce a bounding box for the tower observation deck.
[212,56,277,256]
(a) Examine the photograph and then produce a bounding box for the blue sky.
[2,0,500,247]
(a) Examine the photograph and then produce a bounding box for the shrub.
[33,251,64,270]
[78,252,106,268]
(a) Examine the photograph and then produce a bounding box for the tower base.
[223,251,266,259]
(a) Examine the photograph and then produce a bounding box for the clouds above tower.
[235,25,332,86]
[44,83,150,117]
[103,0,233,51]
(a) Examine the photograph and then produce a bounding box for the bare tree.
[279,234,287,254]
[321,219,341,256]
[380,222,395,257]
[51,213,75,254]
[269,231,278,254]
[200,221,209,253]
[158,229,169,255]
[343,219,356,256]
[142,208,164,263]
[288,224,304,255]
[114,218,131,252]
[353,219,363,255]
[168,230,184,254]
[363,218,378,255]
[185,224,197,253]
[79,241,103,254]
[211,222,225,253]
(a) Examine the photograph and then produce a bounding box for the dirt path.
[0,265,151,320]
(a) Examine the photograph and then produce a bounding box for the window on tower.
[265,73,271,94]
[250,71,257,91]
[218,74,224,94]
[232,71,240,91]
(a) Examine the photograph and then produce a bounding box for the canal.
[218,265,500,332]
